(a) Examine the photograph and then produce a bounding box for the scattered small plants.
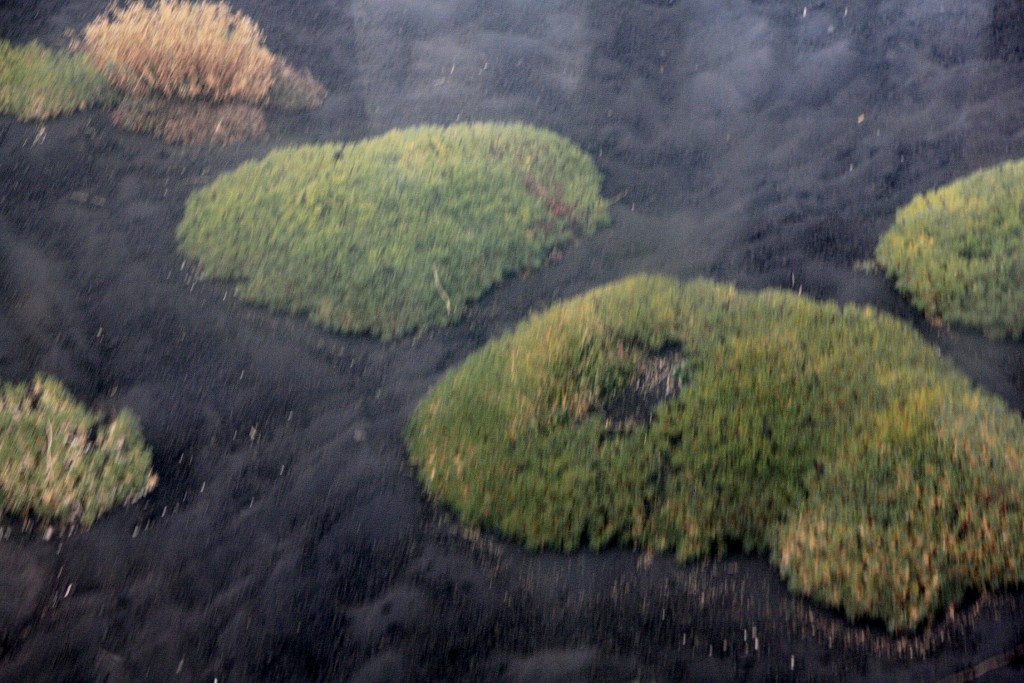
[0,375,157,527]
[876,158,1024,339]
[176,122,610,338]
[406,274,1024,632]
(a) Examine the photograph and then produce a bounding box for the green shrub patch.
[0,39,118,120]
[177,122,610,338]
[876,158,1024,339]
[0,375,157,527]
[406,275,1024,632]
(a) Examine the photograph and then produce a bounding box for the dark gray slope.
[2,1,1024,680]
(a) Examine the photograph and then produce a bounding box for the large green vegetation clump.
[876,158,1024,339]
[406,275,1024,632]
[0,39,118,120]
[177,122,610,338]
[0,375,157,527]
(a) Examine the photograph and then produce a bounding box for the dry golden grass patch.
[82,0,278,103]
[77,1,325,142]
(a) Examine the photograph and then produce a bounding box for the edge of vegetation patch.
[0,375,157,527]
[406,275,1024,632]
[0,39,118,120]
[876,158,1024,339]
[177,122,610,338]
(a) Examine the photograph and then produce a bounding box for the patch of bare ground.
[599,345,686,432]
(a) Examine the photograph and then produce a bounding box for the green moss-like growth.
[406,275,1024,632]
[177,122,609,338]
[0,375,157,527]
[0,39,119,120]
[876,159,1024,338]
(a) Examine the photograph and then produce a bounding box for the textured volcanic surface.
[3,0,1024,681]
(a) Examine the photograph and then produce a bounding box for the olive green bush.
[406,275,1024,632]
[0,39,118,120]
[177,122,610,338]
[0,375,157,527]
[876,158,1024,338]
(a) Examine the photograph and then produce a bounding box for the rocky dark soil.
[3,0,1024,680]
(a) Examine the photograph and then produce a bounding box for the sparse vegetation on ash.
[0,1,325,143]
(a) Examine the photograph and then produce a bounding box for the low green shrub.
[0,39,118,120]
[0,375,157,527]
[406,275,1024,632]
[177,122,610,338]
[876,158,1024,338]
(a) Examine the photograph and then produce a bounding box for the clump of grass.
[0,375,157,527]
[81,0,278,103]
[0,39,119,120]
[406,275,1024,632]
[177,122,610,338]
[876,158,1024,339]
[78,0,324,143]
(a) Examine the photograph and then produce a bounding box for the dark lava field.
[3,0,1024,680]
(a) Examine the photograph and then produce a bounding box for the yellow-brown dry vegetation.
[113,95,266,144]
[81,0,278,104]
[76,0,324,143]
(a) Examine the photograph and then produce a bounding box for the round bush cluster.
[0,375,157,527]
[406,275,1024,632]
[876,158,1024,339]
[177,122,610,338]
